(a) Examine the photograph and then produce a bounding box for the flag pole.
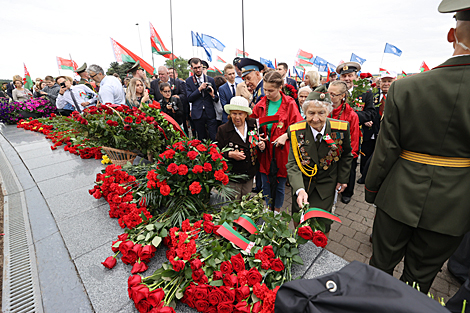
[136,23,144,58]
[242,0,246,57]
[379,44,385,69]
[170,0,176,71]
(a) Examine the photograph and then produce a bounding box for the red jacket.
[330,103,360,158]
[251,92,303,177]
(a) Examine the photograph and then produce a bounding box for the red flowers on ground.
[189,181,202,194]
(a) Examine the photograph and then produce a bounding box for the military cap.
[236,58,264,78]
[336,61,361,75]
[75,63,87,74]
[233,57,242,66]
[126,61,143,74]
[201,60,209,69]
[439,0,470,20]
[306,86,332,103]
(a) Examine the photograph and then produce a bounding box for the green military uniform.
[75,62,94,91]
[365,0,470,293]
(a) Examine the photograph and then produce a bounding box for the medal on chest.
[319,131,344,171]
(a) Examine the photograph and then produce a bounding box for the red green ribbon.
[160,112,187,138]
[234,215,259,234]
[301,208,342,224]
[216,222,255,253]
[322,134,337,150]
[258,115,279,127]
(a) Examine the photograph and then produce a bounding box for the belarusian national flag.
[149,22,176,60]
[110,37,155,74]
[216,56,226,63]
[56,57,78,71]
[236,49,248,57]
[379,68,387,73]
[207,67,216,73]
[420,61,430,72]
[295,59,313,66]
[214,66,223,74]
[23,63,33,90]
[402,70,407,77]
[297,49,313,61]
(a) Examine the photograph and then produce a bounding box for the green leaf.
[145,224,155,231]
[152,236,162,248]
[159,228,168,238]
[136,235,145,241]
[185,265,192,279]
[209,280,224,287]
[287,237,296,244]
[293,255,304,265]
[279,247,287,257]
[112,241,122,248]
[251,293,260,303]
[175,288,184,299]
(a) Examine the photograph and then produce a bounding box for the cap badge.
[320,93,325,100]
[343,65,348,71]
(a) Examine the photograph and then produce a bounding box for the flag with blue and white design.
[384,43,402,56]
[260,58,274,69]
[201,34,225,52]
[193,32,212,62]
[350,53,366,65]
[313,56,328,66]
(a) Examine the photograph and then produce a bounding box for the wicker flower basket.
[101,147,138,166]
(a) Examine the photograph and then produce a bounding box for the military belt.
[400,150,470,168]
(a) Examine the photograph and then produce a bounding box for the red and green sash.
[234,215,259,234]
[300,208,342,224]
[216,222,255,253]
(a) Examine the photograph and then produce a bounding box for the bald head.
[158,66,169,83]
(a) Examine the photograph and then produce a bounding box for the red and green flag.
[23,63,33,90]
[326,64,331,82]
[300,208,342,224]
[297,49,313,61]
[207,67,216,73]
[149,22,176,60]
[56,57,78,71]
[216,56,226,63]
[402,70,407,77]
[110,37,155,74]
[296,59,313,66]
[258,115,279,128]
[236,48,249,57]
[420,61,430,72]
[216,222,255,253]
[214,66,223,74]
[234,215,259,234]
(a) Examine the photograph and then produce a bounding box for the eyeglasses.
[162,90,171,93]
[330,93,344,98]
[192,65,202,70]
[90,73,98,78]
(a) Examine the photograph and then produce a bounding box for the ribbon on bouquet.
[248,130,259,149]
[322,134,337,150]
[216,222,255,253]
[300,208,342,224]
[234,215,259,234]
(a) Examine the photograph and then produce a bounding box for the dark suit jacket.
[215,118,259,182]
[365,55,470,236]
[286,77,298,90]
[353,91,376,125]
[219,82,237,123]
[150,78,187,104]
[362,89,382,141]
[6,82,14,98]
[185,74,219,120]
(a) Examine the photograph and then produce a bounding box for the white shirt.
[56,84,97,111]
[98,75,125,105]
[234,122,247,143]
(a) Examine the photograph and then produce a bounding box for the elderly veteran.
[216,96,264,200]
[287,91,353,232]
[298,86,312,118]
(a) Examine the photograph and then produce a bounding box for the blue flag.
[313,56,327,66]
[293,66,303,79]
[260,57,274,69]
[201,34,225,52]
[350,53,366,64]
[384,43,402,56]
[194,32,212,62]
[191,31,202,47]
[327,63,337,72]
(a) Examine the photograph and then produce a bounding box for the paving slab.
[29,158,103,183]
[36,171,97,199]
[24,187,59,243]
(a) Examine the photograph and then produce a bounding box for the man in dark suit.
[219,63,238,123]
[186,58,219,140]
[337,61,376,204]
[276,62,298,90]
[365,0,470,294]
[358,71,396,184]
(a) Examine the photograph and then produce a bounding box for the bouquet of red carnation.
[282,84,298,100]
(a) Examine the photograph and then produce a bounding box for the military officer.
[287,91,353,232]
[336,61,376,204]
[365,0,470,294]
[75,63,94,90]
[127,61,151,90]
[236,58,265,106]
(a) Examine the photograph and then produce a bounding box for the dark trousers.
[370,208,464,293]
[342,158,357,198]
[360,139,376,175]
[193,110,217,141]
[446,232,470,313]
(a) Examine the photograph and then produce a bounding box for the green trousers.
[370,208,463,293]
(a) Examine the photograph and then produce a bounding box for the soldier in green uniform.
[365,0,470,294]
[75,63,94,90]
[287,91,353,232]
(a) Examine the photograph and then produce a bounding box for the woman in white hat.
[216,96,265,200]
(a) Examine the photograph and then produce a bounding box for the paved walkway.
[280,170,461,302]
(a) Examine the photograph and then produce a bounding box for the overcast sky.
[0,0,456,80]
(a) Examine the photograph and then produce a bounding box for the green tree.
[164,57,189,80]
[106,62,134,81]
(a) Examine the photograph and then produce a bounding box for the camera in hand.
[204,82,213,93]
[170,100,179,111]
[60,82,66,88]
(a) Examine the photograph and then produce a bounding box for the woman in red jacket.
[251,71,303,213]
[326,81,360,201]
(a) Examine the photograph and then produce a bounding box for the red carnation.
[124,116,133,123]
[172,260,185,272]
[189,181,202,194]
[123,124,131,131]
[203,221,214,233]
[163,149,176,159]
[196,144,207,152]
[298,225,314,240]
[203,163,212,172]
[178,164,188,175]
[187,151,198,160]
[192,165,203,174]
[203,213,213,221]
[160,184,171,196]
[312,230,328,248]
[167,163,178,174]
[189,139,201,147]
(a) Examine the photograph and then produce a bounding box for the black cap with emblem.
[126,61,144,74]
[336,61,361,75]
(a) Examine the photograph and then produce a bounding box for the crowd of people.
[2,1,470,308]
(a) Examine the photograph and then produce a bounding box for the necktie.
[379,94,386,117]
[231,84,236,97]
[69,89,82,113]
[315,133,322,150]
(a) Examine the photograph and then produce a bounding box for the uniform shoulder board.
[290,121,306,132]
[329,119,348,131]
